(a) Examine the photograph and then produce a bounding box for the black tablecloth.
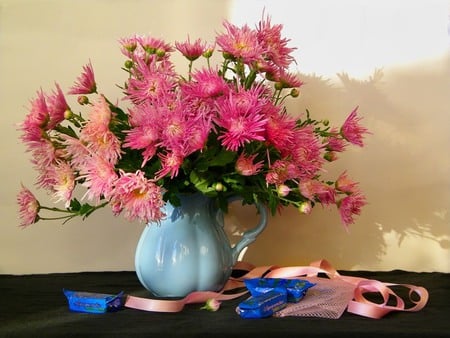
[1,270,448,337]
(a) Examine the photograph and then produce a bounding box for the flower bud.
[298,201,312,215]
[290,88,300,97]
[324,151,338,162]
[124,60,134,69]
[215,182,224,192]
[156,49,166,58]
[64,109,73,119]
[277,184,290,197]
[274,82,284,90]
[200,298,221,312]
[77,95,89,106]
[202,49,213,59]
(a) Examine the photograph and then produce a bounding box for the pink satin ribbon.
[124,259,429,319]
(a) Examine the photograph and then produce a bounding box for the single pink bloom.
[155,151,185,180]
[29,139,59,170]
[79,155,118,203]
[287,126,324,180]
[265,108,296,152]
[118,35,139,58]
[216,92,267,151]
[137,35,175,56]
[236,153,263,176]
[315,184,336,206]
[275,70,303,89]
[216,21,263,64]
[49,161,76,208]
[338,192,367,228]
[265,159,298,185]
[19,89,49,146]
[298,179,335,205]
[340,107,370,147]
[182,68,229,99]
[60,134,91,170]
[256,14,297,69]
[326,128,347,152]
[110,170,165,224]
[46,83,69,129]
[17,184,40,227]
[335,171,359,194]
[124,124,159,165]
[79,98,121,164]
[175,36,207,61]
[68,60,97,95]
[126,57,176,104]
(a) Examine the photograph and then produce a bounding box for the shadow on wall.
[226,52,450,270]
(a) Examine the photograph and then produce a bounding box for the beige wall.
[1,0,448,274]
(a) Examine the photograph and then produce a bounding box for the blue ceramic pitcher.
[134,193,267,297]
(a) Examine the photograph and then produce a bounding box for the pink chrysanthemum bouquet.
[17,14,370,229]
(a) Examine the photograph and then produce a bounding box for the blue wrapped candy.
[236,290,287,319]
[63,289,124,313]
[244,278,316,303]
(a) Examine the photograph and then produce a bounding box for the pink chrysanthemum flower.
[49,161,76,208]
[275,70,303,89]
[29,139,59,170]
[335,171,359,194]
[68,60,97,95]
[340,107,370,147]
[118,35,139,58]
[126,57,176,104]
[298,179,335,206]
[17,184,40,227]
[78,155,118,203]
[19,89,49,145]
[79,97,121,164]
[315,184,336,206]
[265,109,297,151]
[265,159,299,185]
[338,192,367,228]
[216,92,267,151]
[236,153,264,176]
[257,14,297,69]
[175,37,207,61]
[216,21,263,64]
[110,170,165,224]
[181,68,229,101]
[137,35,175,56]
[124,124,160,166]
[155,150,185,180]
[60,134,91,170]
[46,83,69,129]
[288,126,324,179]
[326,128,347,152]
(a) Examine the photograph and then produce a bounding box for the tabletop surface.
[1,270,449,338]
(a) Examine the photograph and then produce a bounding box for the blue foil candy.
[237,290,287,319]
[244,278,316,303]
[63,289,124,313]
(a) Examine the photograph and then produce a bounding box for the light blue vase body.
[134,193,267,298]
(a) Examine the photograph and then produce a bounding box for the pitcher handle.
[227,197,268,263]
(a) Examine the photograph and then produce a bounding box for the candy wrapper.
[63,289,124,313]
[244,278,316,303]
[236,290,287,319]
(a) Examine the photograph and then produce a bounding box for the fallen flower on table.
[200,298,221,312]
